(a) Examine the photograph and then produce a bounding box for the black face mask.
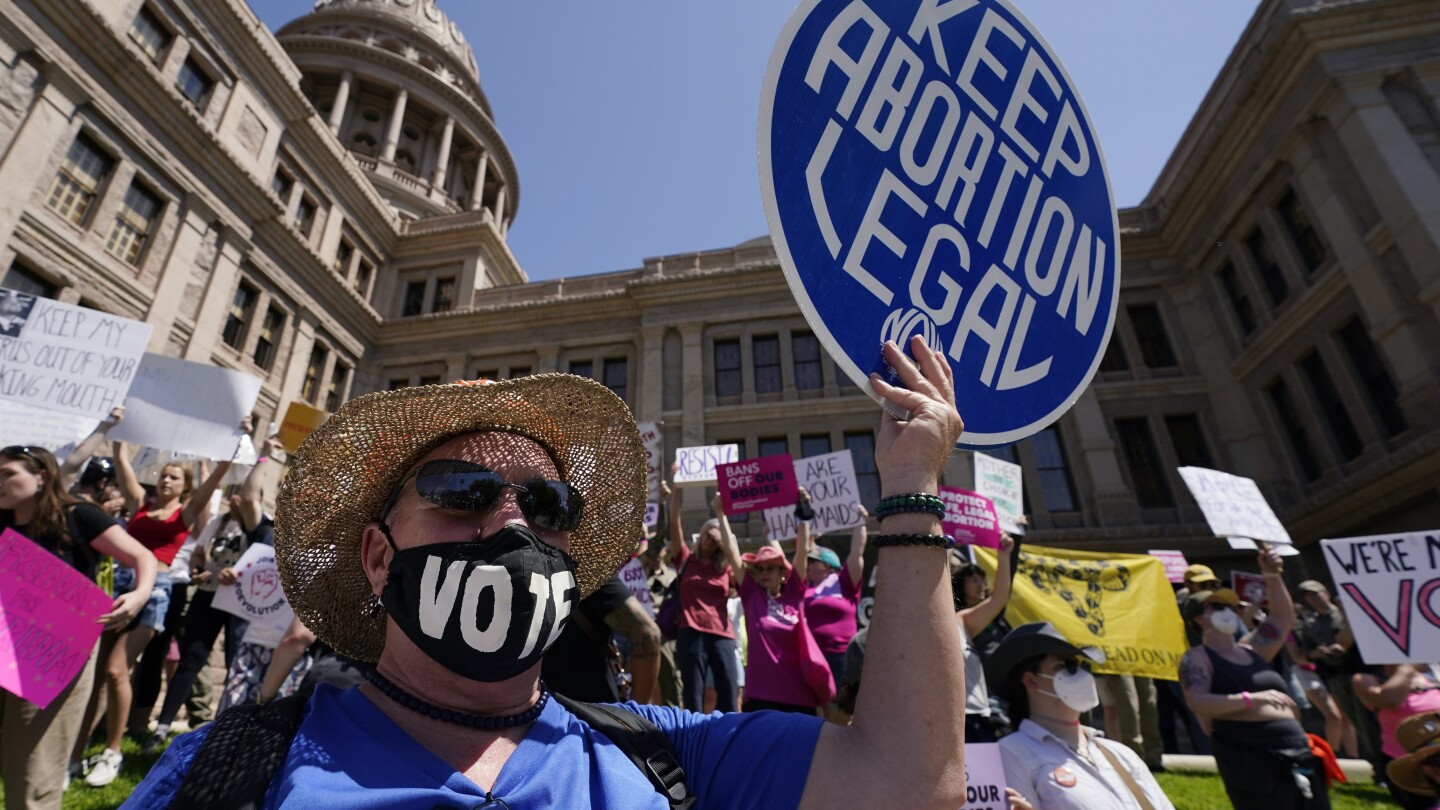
[380,522,579,682]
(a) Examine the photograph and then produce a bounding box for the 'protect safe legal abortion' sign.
[760,0,1120,446]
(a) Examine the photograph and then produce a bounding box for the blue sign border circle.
[757,0,1121,447]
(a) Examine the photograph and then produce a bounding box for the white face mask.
[1209,607,1240,636]
[1036,666,1100,713]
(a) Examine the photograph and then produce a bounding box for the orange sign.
[277,401,327,453]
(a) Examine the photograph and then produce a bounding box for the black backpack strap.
[554,694,696,810]
[169,684,315,810]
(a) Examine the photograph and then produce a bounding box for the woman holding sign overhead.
[1179,547,1329,809]
[77,442,231,788]
[0,445,156,810]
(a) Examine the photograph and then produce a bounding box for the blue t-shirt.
[123,684,823,809]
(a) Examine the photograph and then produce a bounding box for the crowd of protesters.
[1,360,1438,809]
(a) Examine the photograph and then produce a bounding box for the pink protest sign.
[718,454,797,515]
[1150,550,1189,584]
[938,486,1002,549]
[0,528,112,708]
[1232,571,1269,608]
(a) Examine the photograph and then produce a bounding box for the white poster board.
[1178,466,1292,545]
[959,743,1008,809]
[617,556,653,617]
[637,421,663,501]
[1320,531,1439,664]
[211,543,293,650]
[0,400,93,450]
[0,289,151,419]
[643,502,660,529]
[109,353,262,460]
[762,449,864,540]
[974,453,1025,535]
[673,444,739,486]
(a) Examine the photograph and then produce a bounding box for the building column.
[327,70,353,135]
[637,325,665,424]
[469,151,488,211]
[144,196,215,352]
[380,87,408,162]
[535,346,559,374]
[278,317,318,407]
[679,323,707,513]
[0,65,83,251]
[444,354,467,381]
[493,184,507,226]
[183,229,246,362]
[431,116,454,190]
[1068,389,1138,526]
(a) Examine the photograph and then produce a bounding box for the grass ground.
[2,748,1408,809]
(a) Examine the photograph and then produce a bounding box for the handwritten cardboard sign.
[959,743,1008,809]
[277,400,327,453]
[618,556,653,616]
[0,400,94,450]
[763,450,864,540]
[109,353,263,461]
[1179,466,1292,545]
[0,288,151,419]
[974,454,1024,534]
[211,543,293,649]
[638,421,663,501]
[1149,550,1189,584]
[0,528,112,708]
[1320,531,1440,664]
[1232,571,1268,608]
[673,444,739,486]
[644,502,660,529]
[939,486,1002,549]
[718,453,798,515]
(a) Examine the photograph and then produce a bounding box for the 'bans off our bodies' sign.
[759,0,1119,447]
[718,454,799,515]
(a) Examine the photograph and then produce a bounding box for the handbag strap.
[1093,740,1157,810]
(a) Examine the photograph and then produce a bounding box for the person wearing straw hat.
[1387,711,1440,806]
[124,335,969,809]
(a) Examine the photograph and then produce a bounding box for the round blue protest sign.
[759,0,1120,447]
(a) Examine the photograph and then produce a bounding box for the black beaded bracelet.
[874,493,945,520]
[871,533,957,550]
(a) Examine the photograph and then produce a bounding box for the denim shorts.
[113,567,173,633]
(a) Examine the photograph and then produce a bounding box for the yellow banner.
[975,543,1186,681]
[277,401,328,453]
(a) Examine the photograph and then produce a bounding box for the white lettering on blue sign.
[760,0,1119,446]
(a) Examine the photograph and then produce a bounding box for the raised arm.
[183,458,232,531]
[800,336,966,810]
[1247,547,1293,662]
[792,489,812,573]
[663,467,685,562]
[712,491,744,575]
[111,441,146,512]
[236,435,281,532]
[845,505,867,590]
[958,533,1014,638]
[60,405,124,486]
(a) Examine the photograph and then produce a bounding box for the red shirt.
[804,571,859,655]
[673,542,734,638]
[127,506,189,566]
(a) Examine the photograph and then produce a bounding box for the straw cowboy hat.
[1388,711,1440,796]
[274,374,646,662]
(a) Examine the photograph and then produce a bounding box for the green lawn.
[1155,770,1397,810]
[3,746,1405,809]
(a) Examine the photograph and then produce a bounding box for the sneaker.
[82,748,122,787]
[141,729,169,754]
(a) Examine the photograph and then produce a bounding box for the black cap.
[985,621,1106,699]
[78,457,115,487]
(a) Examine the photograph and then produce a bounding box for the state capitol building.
[1,0,1437,575]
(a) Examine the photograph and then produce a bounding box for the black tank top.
[1203,645,1287,695]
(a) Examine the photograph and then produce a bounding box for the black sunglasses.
[382,459,584,533]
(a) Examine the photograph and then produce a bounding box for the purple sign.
[718,454,799,515]
[939,486,1002,549]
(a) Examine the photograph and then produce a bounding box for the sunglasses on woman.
[382,458,584,533]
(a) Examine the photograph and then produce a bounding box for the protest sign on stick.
[637,421,663,501]
[758,1,1120,448]
[1178,467,1292,545]
[1149,550,1189,584]
[212,543,294,649]
[0,288,151,419]
[974,454,1025,534]
[277,400,327,453]
[1232,571,1268,608]
[960,743,1008,810]
[0,528,114,708]
[643,502,660,529]
[673,444,739,486]
[718,454,798,515]
[939,486,1001,549]
[763,450,864,540]
[0,400,93,450]
[975,543,1186,680]
[1320,531,1440,664]
[109,353,262,461]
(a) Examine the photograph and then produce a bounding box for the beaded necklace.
[364,669,548,730]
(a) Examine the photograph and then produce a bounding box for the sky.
[249,2,1261,282]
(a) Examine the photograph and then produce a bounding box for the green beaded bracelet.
[874,493,945,519]
[871,534,957,550]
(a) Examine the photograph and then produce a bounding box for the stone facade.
[1,0,1438,574]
